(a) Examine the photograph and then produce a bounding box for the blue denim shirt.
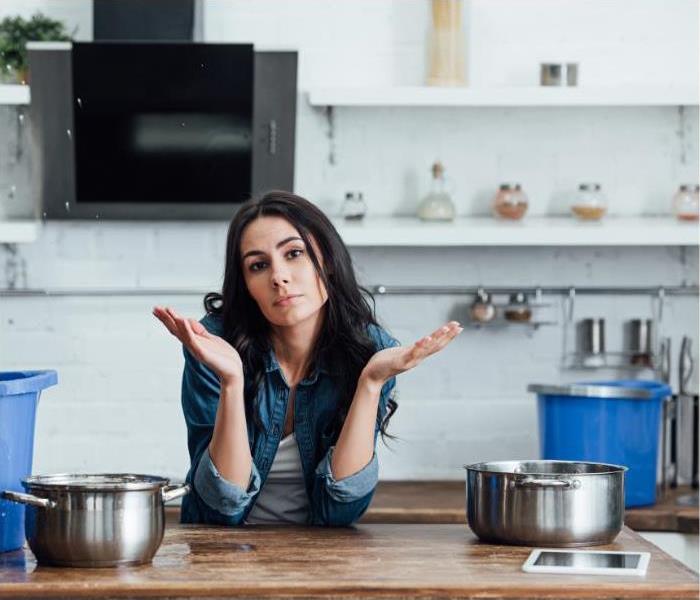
[180,313,398,527]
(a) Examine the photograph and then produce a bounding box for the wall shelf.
[332,216,699,247]
[0,85,30,105]
[0,220,40,243]
[308,85,699,107]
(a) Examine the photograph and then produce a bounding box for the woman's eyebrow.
[242,236,304,260]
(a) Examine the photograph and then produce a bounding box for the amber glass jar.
[492,184,528,220]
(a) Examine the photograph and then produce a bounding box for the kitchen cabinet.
[0,524,696,599]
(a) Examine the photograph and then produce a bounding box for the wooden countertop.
[359,482,700,533]
[163,482,698,532]
[0,524,696,599]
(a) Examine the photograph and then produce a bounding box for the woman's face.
[240,215,329,327]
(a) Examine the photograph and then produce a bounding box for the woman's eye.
[249,261,267,272]
[287,249,304,259]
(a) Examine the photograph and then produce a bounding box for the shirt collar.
[263,347,332,385]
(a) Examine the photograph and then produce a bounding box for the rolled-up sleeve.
[314,446,378,502]
[194,448,262,516]
[310,366,397,526]
[179,331,259,525]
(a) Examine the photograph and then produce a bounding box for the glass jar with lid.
[341,191,367,220]
[672,184,699,221]
[504,292,532,322]
[571,183,607,221]
[492,183,528,220]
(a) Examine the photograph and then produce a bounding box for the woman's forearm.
[330,375,384,480]
[208,380,253,489]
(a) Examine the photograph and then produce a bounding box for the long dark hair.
[204,190,397,439]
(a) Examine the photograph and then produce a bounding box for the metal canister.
[540,63,579,86]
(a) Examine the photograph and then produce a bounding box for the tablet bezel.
[522,548,651,576]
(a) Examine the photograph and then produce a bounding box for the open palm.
[153,306,243,384]
[363,321,463,384]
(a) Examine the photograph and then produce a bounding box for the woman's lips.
[274,294,302,307]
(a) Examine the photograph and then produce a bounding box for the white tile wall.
[0,1,698,481]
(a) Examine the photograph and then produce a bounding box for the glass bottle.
[672,184,699,221]
[492,183,528,220]
[417,162,456,221]
[571,183,607,221]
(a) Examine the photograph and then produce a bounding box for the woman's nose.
[270,264,291,287]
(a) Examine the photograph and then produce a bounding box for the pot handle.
[2,490,56,509]
[162,483,191,503]
[512,477,581,489]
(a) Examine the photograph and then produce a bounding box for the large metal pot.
[465,460,626,547]
[2,474,189,567]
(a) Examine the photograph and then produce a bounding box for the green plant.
[0,13,72,76]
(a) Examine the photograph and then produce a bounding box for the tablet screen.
[534,551,641,569]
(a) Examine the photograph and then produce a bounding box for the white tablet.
[522,549,650,576]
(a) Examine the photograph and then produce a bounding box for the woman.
[153,191,462,526]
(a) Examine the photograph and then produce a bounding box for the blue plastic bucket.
[531,380,671,508]
[0,371,57,553]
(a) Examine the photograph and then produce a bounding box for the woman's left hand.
[362,321,463,386]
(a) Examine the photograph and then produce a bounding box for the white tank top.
[245,432,310,524]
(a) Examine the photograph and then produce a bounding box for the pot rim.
[21,473,172,492]
[463,459,628,475]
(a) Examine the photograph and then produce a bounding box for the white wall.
[0,1,698,481]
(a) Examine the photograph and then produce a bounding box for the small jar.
[342,191,366,220]
[492,184,528,220]
[672,184,699,221]
[469,289,496,323]
[571,183,607,221]
[504,292,532,322]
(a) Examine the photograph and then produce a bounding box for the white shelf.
[308,85,699,107]
[0,85,30,105]
[0,220,41,243]
[332,216,699,247]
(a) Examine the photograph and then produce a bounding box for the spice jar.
[672,184,699,221]
[342,191,366,220]
[504,292,532,322]
[492,184,528,220]
[469,289,496,323]
[571,183,607,221]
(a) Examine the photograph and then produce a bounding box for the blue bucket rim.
[528,380,671,400]
[0,370,58,396]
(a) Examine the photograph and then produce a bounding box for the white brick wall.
[0,1,698,481]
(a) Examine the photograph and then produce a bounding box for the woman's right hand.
[152,306,244,387]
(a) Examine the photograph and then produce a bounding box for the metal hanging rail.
[0,284,697,297]
[371,285,698,296]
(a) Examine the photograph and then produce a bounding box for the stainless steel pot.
[2,473,189,567]
[465,460,626,547]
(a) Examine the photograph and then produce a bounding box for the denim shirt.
[179,313,398,527]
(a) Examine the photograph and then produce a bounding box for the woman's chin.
[268,307,321,327]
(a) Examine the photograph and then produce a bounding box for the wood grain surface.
[0,524,696,599]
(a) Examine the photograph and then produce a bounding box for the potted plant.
[0,13,72,85]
